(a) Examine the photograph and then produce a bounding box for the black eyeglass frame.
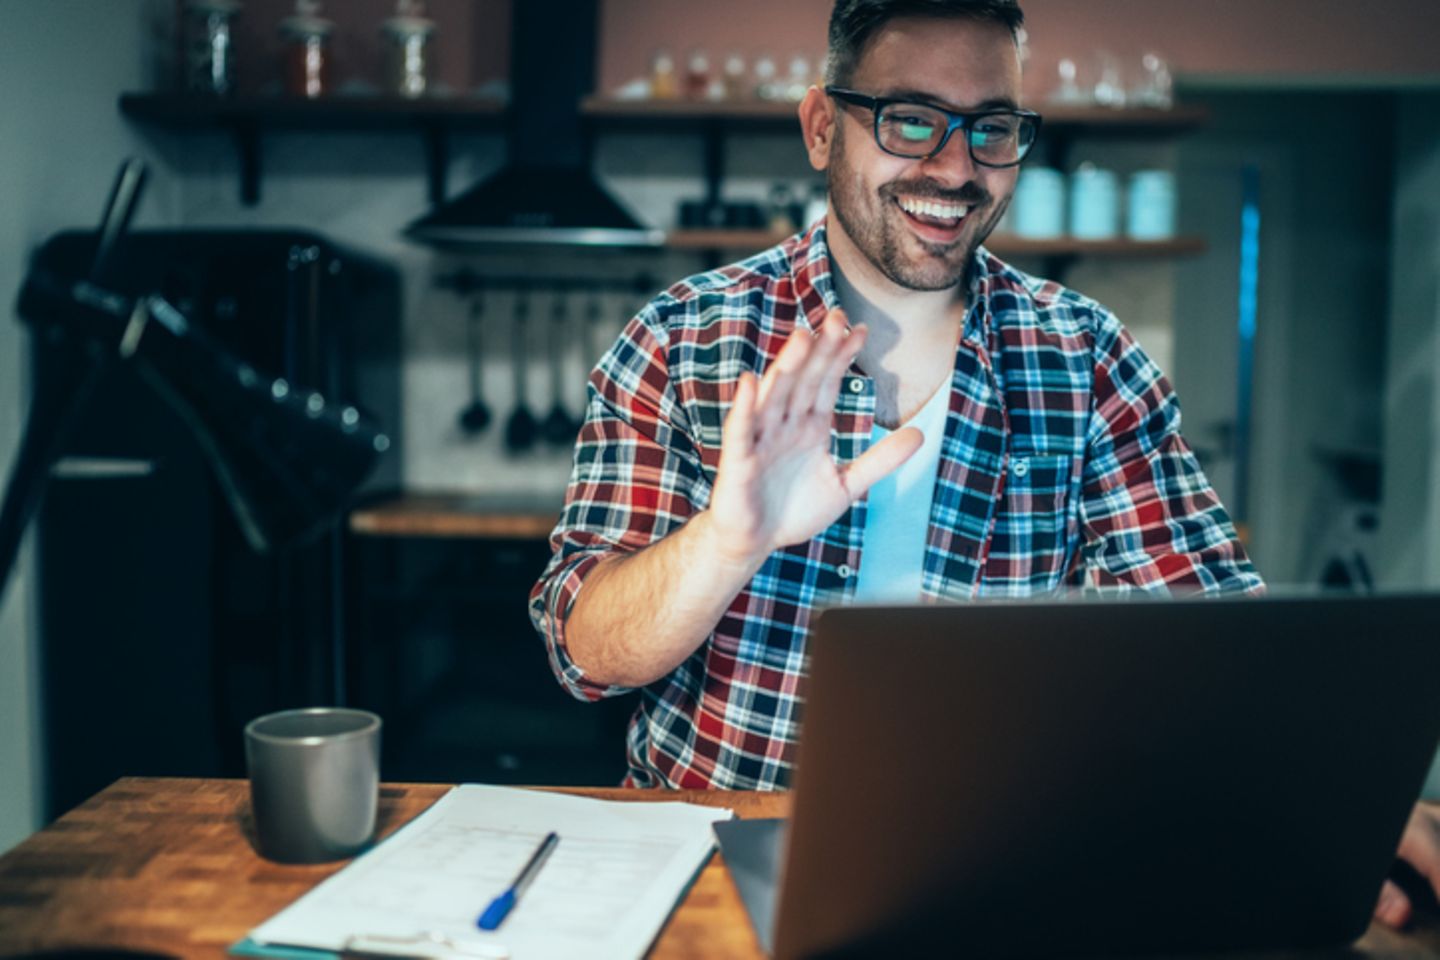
[824,85,1043,168]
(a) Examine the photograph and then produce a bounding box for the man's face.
[825,16,1023,291]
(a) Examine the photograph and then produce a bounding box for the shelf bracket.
[423,123,448,208]
[1042,254,1079,285]
[702,119,724,208]
[234,121,261,206]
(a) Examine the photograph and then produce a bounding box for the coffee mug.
[244,707,381,864]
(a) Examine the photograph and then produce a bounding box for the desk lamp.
[0,159,390,605]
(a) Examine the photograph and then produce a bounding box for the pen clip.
[342,931,510,960]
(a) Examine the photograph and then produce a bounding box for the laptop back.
[774,594,1440,959]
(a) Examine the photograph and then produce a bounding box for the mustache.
[881,178,989,207]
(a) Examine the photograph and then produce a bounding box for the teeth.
[899,197,969,221]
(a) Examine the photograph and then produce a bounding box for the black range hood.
[406,0,663,249]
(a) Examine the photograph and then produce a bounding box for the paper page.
[249,785,733,960]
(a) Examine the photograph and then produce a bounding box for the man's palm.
[710,309,922,564]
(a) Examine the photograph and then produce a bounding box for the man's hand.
[1375,803,1440,928]
[708,307,923,565]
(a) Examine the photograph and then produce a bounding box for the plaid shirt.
[530,223,1261,790]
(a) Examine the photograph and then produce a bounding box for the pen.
[477,831,559,931]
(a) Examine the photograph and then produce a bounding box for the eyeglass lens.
[876,103,1034,165]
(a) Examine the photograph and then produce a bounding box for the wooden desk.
[0,778,1436,959]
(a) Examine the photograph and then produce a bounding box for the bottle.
[381,0,435,98]
[183,0,242,96]
[784,54,811,102]
[279,0,334,99]
[753,53,779,101]
[650,49,678,100]
[684,49,711,100]
[721,53,747,101]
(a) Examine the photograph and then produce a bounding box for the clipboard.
[232,785,733,960]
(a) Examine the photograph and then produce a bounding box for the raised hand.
[708,308,923,564]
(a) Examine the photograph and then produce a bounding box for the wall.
[1171,91,1394,585]
[1378,93,1440,590]
[0,0,176,853]
[596,0,1440,99]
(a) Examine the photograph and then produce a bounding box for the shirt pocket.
[988,452,1078,591]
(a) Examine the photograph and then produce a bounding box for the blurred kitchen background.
[2,0,1438,850]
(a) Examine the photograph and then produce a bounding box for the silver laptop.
[715,593,1440,958]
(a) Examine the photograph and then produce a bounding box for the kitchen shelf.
[987,236,1208,257]
[583,97,1209,232]
[349,492,560,541]
[581,96,1210,134]
[665,229,1207,258]
[118,93,507,206]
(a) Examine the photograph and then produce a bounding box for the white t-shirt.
[851,381,950,602]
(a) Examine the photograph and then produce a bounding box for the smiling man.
[531,1,1261,782]
[529,3,1440,925]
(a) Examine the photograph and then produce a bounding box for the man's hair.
[825,0,1025,86]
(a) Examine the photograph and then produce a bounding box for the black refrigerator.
[29,230,401,820]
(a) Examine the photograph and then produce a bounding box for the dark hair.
[825,0,1025,85]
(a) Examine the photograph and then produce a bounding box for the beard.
[827,123,1011,292]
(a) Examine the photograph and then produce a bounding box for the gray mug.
[244,707,381,864]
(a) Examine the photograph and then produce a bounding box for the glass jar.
[382,0,435,99]
[279,0,334,99]
[183,0,241,96]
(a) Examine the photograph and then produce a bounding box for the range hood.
[405,0,663,249]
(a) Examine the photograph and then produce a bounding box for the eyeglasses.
[825,86,1041,168]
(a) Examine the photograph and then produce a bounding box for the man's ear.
[798,85,835,172]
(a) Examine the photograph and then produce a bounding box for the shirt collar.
[790,221,999,342]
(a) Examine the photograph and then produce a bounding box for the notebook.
[236,785,732,960]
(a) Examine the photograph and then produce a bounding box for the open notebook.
[235,785,732,960]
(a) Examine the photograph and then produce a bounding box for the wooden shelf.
[349,492,561,540]
[581,96,1209,133]
[581,96,800,122]
[118,93,506,206]
[119,93,507,128]
[662,230,1207,259]
[666,229,791,250]
[987,235,1208,258]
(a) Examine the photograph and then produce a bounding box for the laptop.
[714,593,1440,958]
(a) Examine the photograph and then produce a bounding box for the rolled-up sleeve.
[1078,308,1264,594]
[529,303,713,701]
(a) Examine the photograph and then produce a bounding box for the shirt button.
[847,377,865,394]
[837,563,854,579]
[1012,458,1030,478]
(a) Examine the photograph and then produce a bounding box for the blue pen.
[477,831,559,931]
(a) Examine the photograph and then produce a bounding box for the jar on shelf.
[279,0,334,99]
[1069,164,1121,239]
[684,49,711,100]
[753,53,779,101]
[721,53,747,101]
[182,0,241,96]
[650,49,678,100]
[381,0,435,98]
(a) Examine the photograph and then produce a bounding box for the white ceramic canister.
[1011,167,1066,239]
[1069,164,1120,239]
[1126,169,1177,240]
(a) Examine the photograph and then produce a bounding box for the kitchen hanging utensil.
[457,293,492,435]
[504,290,538,453]
[542,293,579,446]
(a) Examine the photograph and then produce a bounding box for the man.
[530,0,1436,926]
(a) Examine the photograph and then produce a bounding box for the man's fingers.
[789,310,849,421]
[813,316,866,416]
[1396,805,1440,886]
[841,425,924,499]
[722,371,759,460]
[755,323,815,423]
[1375,878,1414,928]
